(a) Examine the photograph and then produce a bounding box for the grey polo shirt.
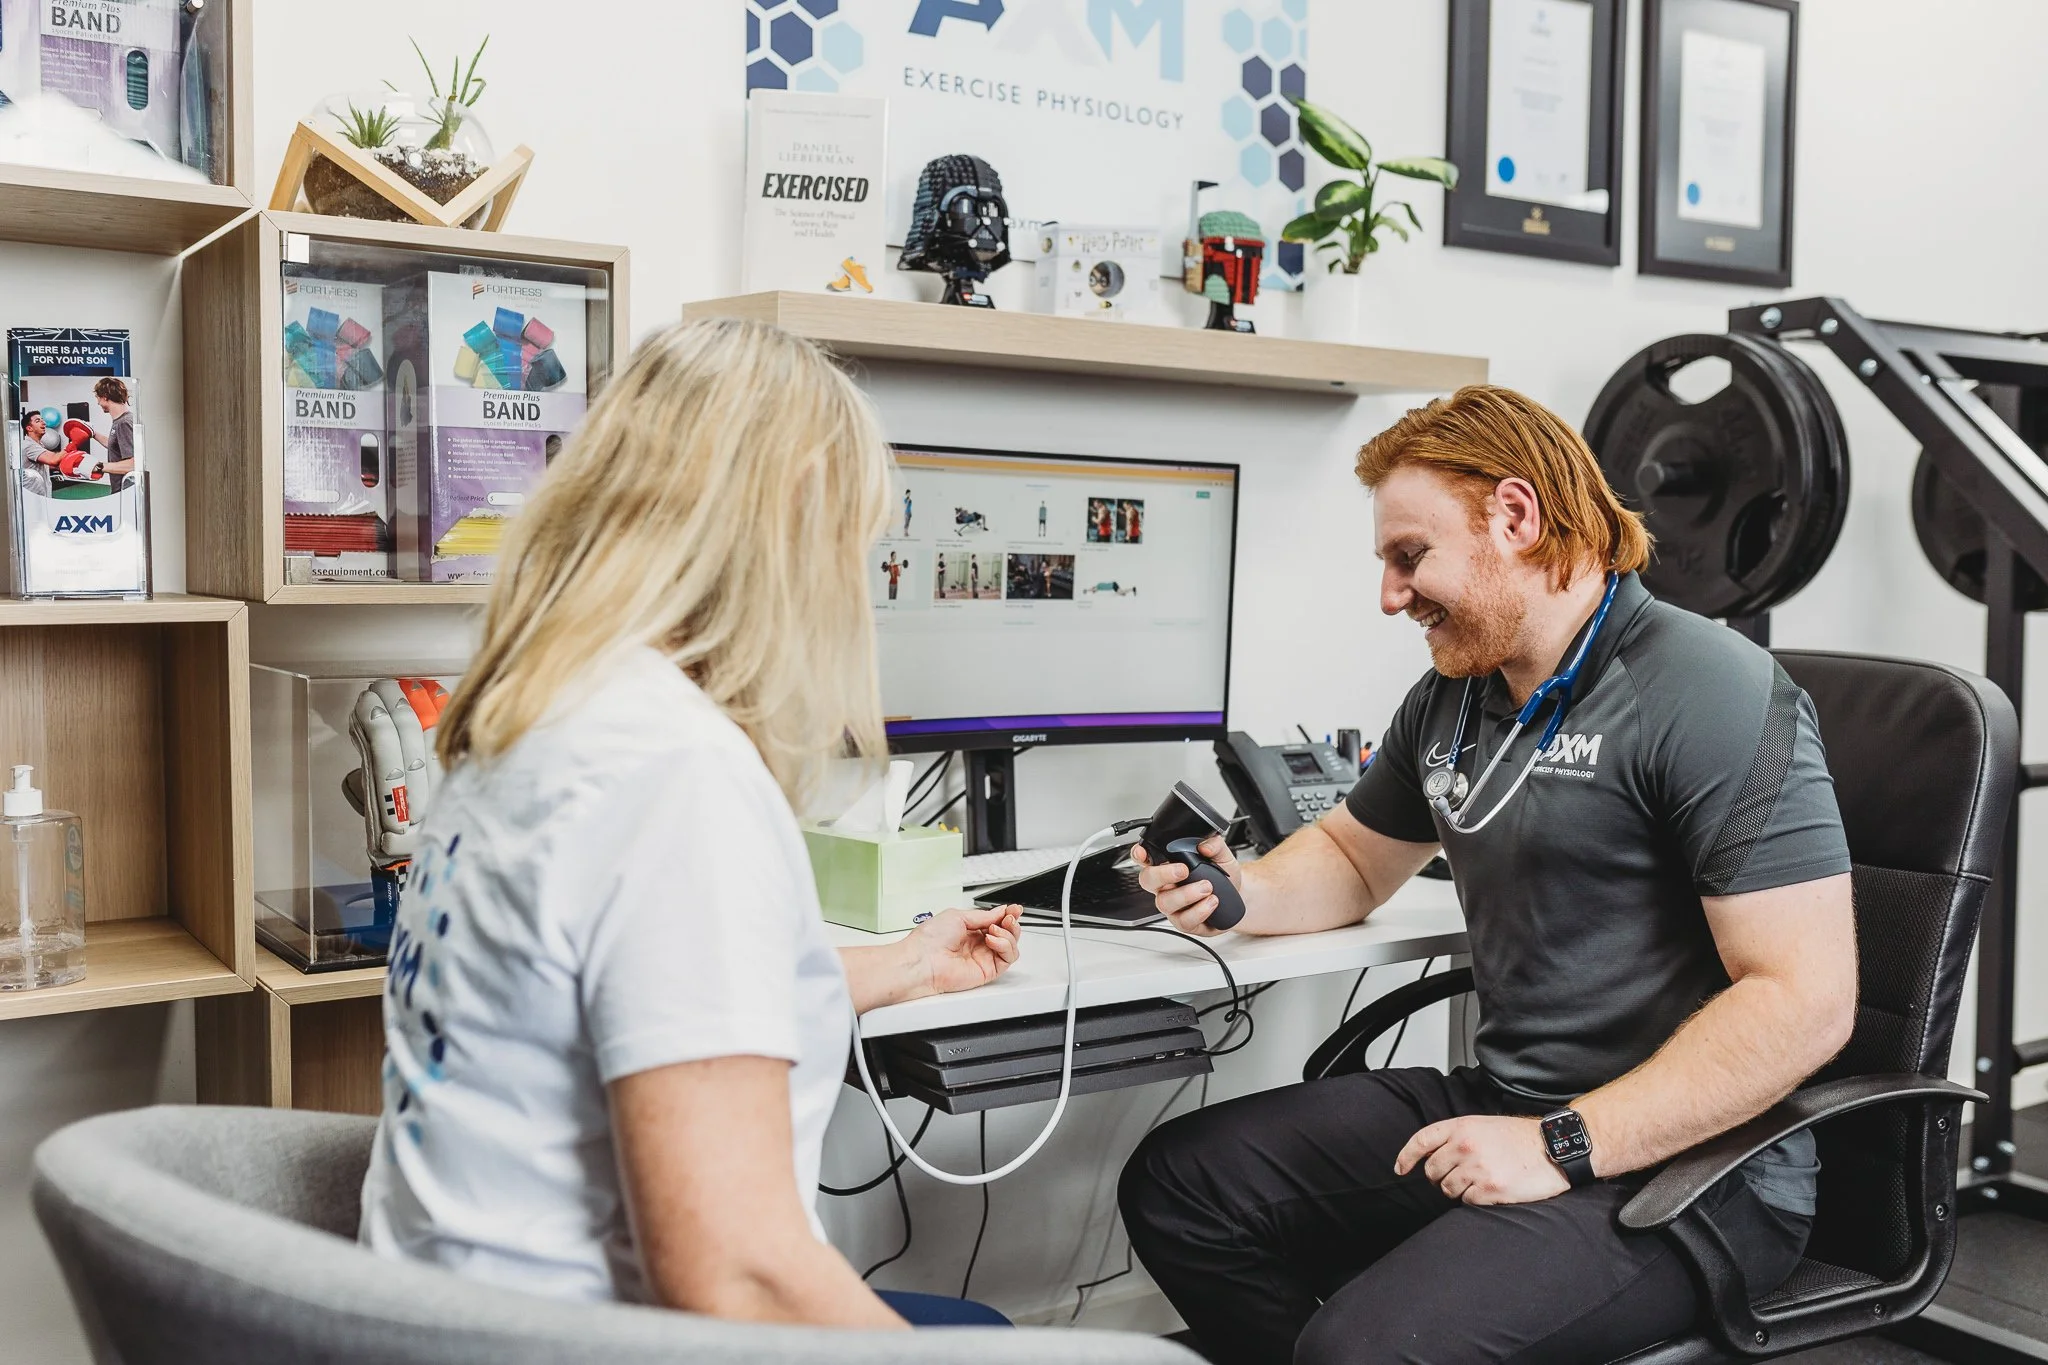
[1346,573,1851,1213]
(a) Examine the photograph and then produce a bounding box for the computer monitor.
[875,443,1239,753]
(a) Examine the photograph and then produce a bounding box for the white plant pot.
[1301,266,1367,345]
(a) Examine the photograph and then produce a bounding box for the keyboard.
[960,845,1086,887]
[972,843,1161,927]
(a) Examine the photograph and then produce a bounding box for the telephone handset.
[1212,731,1358,854]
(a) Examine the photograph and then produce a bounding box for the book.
[3,326,150,597]
[741,90,888,297]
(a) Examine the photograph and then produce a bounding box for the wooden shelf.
[0,918,245,1022]
[682,291,1489,396]
[0,593,243,627]
[0,607,252,992]
[0,167,250,256]
[0,0,256,256]
[252,944,386,1006]
[266,584,491,607]
[198,946,385,1114]
[183,211,630,602]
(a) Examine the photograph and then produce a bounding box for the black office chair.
[1304,651,2015,1361]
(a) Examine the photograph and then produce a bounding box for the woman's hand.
[838,905,1023,1014]
[907,904,1022,996]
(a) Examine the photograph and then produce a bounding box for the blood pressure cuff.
[349,678,451,865]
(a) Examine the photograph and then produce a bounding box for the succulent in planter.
[337,102,401,152]
[301,37,497,225]
[1280,97,1458,274]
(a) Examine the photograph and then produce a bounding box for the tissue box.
[803,825,964,934]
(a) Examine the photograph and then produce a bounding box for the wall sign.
[1444,0,1626,266]
[744,0,1315,289]
[1639,0,1798,286]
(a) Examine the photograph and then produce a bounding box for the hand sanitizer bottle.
[0,766,85,990]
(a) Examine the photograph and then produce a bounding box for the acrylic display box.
[252,659,463,972]
[183,213,628,603]
[0,0,254,255]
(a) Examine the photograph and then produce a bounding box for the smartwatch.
[1540,1108,1596,1187]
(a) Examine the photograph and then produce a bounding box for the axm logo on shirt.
[1539,733,1603,768]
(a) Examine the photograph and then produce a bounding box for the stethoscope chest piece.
[1423,769,1470,806]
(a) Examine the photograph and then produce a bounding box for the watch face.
[1542,1111,1591,1162]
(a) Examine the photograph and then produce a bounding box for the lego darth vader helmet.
[901,153,1012,277]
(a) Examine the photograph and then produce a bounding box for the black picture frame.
[1444,0,1626,267]
[1639,0,1798,286]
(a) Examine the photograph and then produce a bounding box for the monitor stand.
[964,749,1018,854]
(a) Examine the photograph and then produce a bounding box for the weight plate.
[1719,337,1825,618]
[1910,450,2048,610]
[1584,333,1847,619]
[1745,339,1850,614]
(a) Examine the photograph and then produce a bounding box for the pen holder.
[803,824,965,934]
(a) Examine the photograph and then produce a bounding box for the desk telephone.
[1213,731,1360,853]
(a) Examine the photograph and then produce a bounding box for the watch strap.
[1558,1151,1595,1188]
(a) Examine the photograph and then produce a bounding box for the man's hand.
[1131,836,1243,936]
[904,905,1021,996]
[1395,1116,1568,1206]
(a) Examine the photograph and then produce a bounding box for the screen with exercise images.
[877,445,1238,748]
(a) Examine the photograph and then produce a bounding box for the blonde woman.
[359,319,1024,1328]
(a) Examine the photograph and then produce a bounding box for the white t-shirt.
[358,648,852,1304]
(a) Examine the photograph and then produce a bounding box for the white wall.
[5,0,2048,1355]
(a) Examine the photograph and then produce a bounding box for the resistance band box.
[2,326,149,597]
[0,0,185,161]
[385,273,588,582]
[282,277,391,582]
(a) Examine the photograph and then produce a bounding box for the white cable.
[848,824,1119,1186]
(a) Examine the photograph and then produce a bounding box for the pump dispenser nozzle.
[4,766,44,819]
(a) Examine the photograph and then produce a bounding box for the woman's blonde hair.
[436,317,893,806]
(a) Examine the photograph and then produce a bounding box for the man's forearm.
[1237,822,1379,936]
[1575,974,1845,1177]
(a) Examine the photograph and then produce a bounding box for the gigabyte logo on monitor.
[1010,733,1048,744]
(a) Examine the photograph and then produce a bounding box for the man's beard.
[1425,542,1526,679]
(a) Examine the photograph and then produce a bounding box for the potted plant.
[301,37,499,226]
[1280,97,1457,343]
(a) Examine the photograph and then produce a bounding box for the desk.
[826,879,1469,1039]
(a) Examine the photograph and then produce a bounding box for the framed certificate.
[1640,0,1799,286]
[1444,0,1625,266]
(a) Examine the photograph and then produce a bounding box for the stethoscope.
[1423,573,1620,835]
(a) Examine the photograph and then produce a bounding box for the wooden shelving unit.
[197,947,383,1114]
[0,918,242,1022]
[683,291,1489,395]
[0,594,252,1021]
[0,0,255,255]
[0,169,249,257]
[182,211,630,603]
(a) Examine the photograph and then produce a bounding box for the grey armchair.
[33,1104,1201,1365]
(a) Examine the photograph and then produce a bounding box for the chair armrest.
[1302,967,1474,1082]
[1618,1074,1985,1231]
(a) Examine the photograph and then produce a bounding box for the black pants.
[1119,1067,1811,1365]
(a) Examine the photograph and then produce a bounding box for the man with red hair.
[1123,385,1857,1365]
